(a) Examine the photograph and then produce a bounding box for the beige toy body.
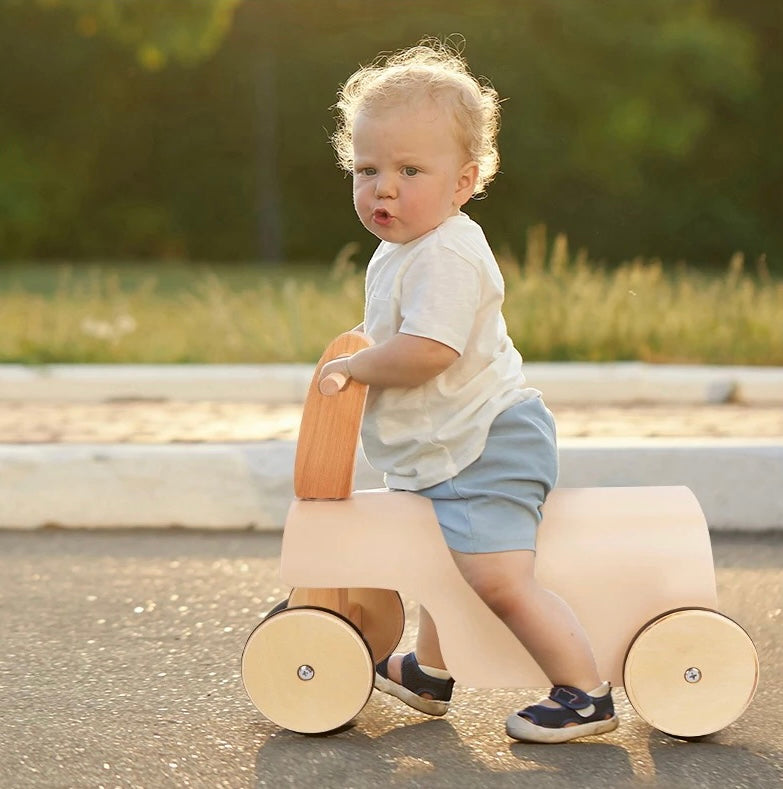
[242,333,758,737]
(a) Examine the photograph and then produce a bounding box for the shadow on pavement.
[254,705,782,788]
[645,729,782,787]
[255,716,637,788]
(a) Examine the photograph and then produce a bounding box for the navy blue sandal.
[506,683,619,743]
[375,653,454,716]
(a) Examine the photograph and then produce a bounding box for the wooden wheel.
[623,608,759,738]
[242,607,374,733]
[289,587,405,665]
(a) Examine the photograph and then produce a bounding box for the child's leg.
[415,606,445,668]
[376,547,614,736]
[386,552,600,689]
[450,548,601,690]
[452,547,617,742]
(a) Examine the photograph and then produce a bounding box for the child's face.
[351,100,477,245]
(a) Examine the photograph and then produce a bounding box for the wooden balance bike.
[242,331,759,737]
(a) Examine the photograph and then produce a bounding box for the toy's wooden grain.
[294,331,372,500]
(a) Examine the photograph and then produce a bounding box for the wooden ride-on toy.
[242,332,759,737]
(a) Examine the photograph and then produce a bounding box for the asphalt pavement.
[1,529,781,789]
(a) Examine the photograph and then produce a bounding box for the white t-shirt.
[361,212,538,490]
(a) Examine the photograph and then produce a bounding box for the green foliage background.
[0,0,780,269]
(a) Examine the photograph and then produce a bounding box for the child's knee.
[453,550,539,619]
[471,575,537,620]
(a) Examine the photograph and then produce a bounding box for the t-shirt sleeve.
[398,247,481,354]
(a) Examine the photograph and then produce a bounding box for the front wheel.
[289,587,405,665]
[242,606,375,734]
[623,608,759,738]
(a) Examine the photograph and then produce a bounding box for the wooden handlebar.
[295,331,372,499]
[319,372,350,396]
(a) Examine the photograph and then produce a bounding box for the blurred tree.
[267,0,765,265]
[42,0,241,70]
[0,0,244,258]
[0,0,778,267]
[712,0,782,266]
[468,0,761,263]
[247,0,283,262]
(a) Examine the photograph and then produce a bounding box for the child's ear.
[455,161,479,206]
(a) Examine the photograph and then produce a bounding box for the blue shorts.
[415,396,558,554]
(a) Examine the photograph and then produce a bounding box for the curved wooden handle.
[295,331,373,500]
[319,372,349,396]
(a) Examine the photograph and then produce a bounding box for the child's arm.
[319,332,458,389]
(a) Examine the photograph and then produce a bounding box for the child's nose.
[374,173,397,198]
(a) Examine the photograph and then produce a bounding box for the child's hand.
[318,356,353,395]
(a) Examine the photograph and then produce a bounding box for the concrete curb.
[1,362,782,404]
[1,363,781,531]
[1,438,781,532]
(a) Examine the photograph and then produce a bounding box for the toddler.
[319,41,618,744]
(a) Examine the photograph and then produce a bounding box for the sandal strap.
[378,653,454,701]
[517,703,587,728]
[515,684,615,729]
[400,653,454,700]
[548,685,593,711]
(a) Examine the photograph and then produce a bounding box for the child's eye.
[402,166,419,176]
[356,167,376,176]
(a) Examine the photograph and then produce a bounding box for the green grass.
[1,232,781,364]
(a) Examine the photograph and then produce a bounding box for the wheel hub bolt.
[684,667,702,683]
[297,664,315,681]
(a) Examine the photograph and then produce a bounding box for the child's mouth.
[372,208,393,226]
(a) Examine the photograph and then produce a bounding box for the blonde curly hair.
[332,40,501,195]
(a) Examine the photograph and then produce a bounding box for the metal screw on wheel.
[623,608,759,739]
[242,606,374,734]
